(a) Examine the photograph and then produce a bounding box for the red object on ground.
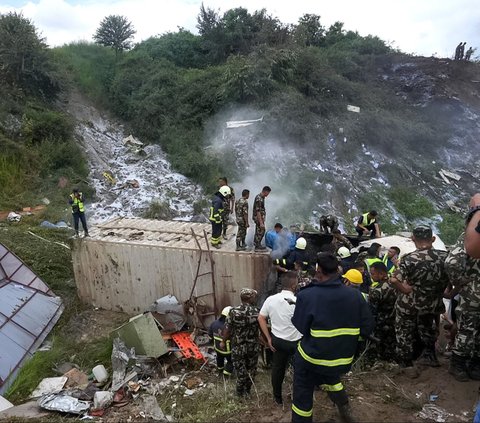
[171,332,204,360]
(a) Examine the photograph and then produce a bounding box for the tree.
[93,15,136,56]
[294,14,325,47]
[0,12,59,97]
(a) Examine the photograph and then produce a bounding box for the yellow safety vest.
[361,212,375,227]
[70,193,85,213]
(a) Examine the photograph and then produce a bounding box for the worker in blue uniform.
[291,252,374,423]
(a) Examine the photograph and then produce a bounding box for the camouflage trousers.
[372,314,397,361]
[236,223,247,244]
[222,207,230,232]
[254,223,266,247]
[453,309,480,358]
[232,343,259,395]
[395,310,437,363]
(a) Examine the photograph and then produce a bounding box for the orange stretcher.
[171,332,205,360]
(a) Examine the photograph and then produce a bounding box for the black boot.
[449,353,469,382]
[236,241,245,251]
[467,358,480,380]
[337,403,355,423]
[417,348,440,367]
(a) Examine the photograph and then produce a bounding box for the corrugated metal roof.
[90,217,237,251]
[0,244,64,394]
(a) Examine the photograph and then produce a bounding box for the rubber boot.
[337,403,355,423]
[467,358,480,380]
[417,348,440,367]
[449,353,469,382]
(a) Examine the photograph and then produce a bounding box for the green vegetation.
[93,15,136,56]
[389,188,436,220]
[438,211,464,245]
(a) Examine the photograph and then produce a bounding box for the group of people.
[454,42,475,61]
[209,179,271,251]
[208,185,480,422]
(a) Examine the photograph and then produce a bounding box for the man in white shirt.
[258,271,302,405]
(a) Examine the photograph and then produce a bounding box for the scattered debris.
[347,105,361,113]
[31,377,68,398]
[27,230,71,250]
[446,200,462,213]
[226,117,263,129]
[111,338,135,391]
[64,368,89,388]
[38,393,91,415]
[183,389,195,396]
[93,391,114,410]
[418,404,453,422]
[0,395,13,412]
[123,134,144,148]
[103,170,116,185]
[38,340,53,352]
[184,376,203,389]
[92,365,109,384]
[40,220,70,229]
[440,169,461,181]
[140,395,167,421]
[7,211,21,222]
[113,313,168,357]
[42,197,50,205]
[429,394,439,402]
[0,400,50,419]
[149,295,187,333]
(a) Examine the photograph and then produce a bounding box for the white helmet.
[337,246,351,259]
[221,306,232,317]
[295,237,307,250]
[219,186,231,197]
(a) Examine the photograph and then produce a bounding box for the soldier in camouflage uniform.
[445,233,480,381]
[390,226,449,368]
[234,189,249,251]
[223,288,260,397]
[218,177,235,240]
[368,261,397,360]
[319,214,339,233]
[252,186,271,251]
[331,229,353,251]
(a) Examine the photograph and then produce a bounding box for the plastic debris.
[418,404,453,422]
[93,391,114,410]
[31,377,68,398]
[111,337,135,391]
[149,295,186,333]
[64,368,89,388]
[0,395,14,412]
[184,389,195,396]
[429,394,439,402]
[7,212,21,222]
[38,393,90,414]
[92,364,108,383]
[141,395,167,421]
[168,376,180,383]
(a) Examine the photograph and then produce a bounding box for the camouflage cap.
[413,225,433,239]
[240,288,258,300]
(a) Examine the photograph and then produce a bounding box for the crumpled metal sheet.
[38,393,91,414]
[111,337,135,391]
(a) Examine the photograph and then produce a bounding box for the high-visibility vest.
[365,257,382,272]
[70,193,85,213]
[382,255,396,274]
[361,212,375,227]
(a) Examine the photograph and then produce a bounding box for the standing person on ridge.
[235,189,250,251]
[209,185,231,249]
[252,186,271,251]
[218,177,235,240]
[69,188,89,238]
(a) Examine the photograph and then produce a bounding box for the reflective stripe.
[310,327,360,338]
[362,212,375,226]
[213,336,231,354]
[298,344,354,367]
[321,382,344,392]
[292,404,313,417]
[209,206,224,223]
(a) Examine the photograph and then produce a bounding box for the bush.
[143,201,174,220]
[389,187,435,220]
[438,212,464,245]
[22,109,73,143]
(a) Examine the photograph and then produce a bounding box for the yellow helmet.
[221,306,232,317]
[343,269,363,285]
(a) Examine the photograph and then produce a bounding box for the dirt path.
[64,90,204,224]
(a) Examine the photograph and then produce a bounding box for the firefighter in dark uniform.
[209,186,231,248]
[291,253,374,423]
[209,306,233,375]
